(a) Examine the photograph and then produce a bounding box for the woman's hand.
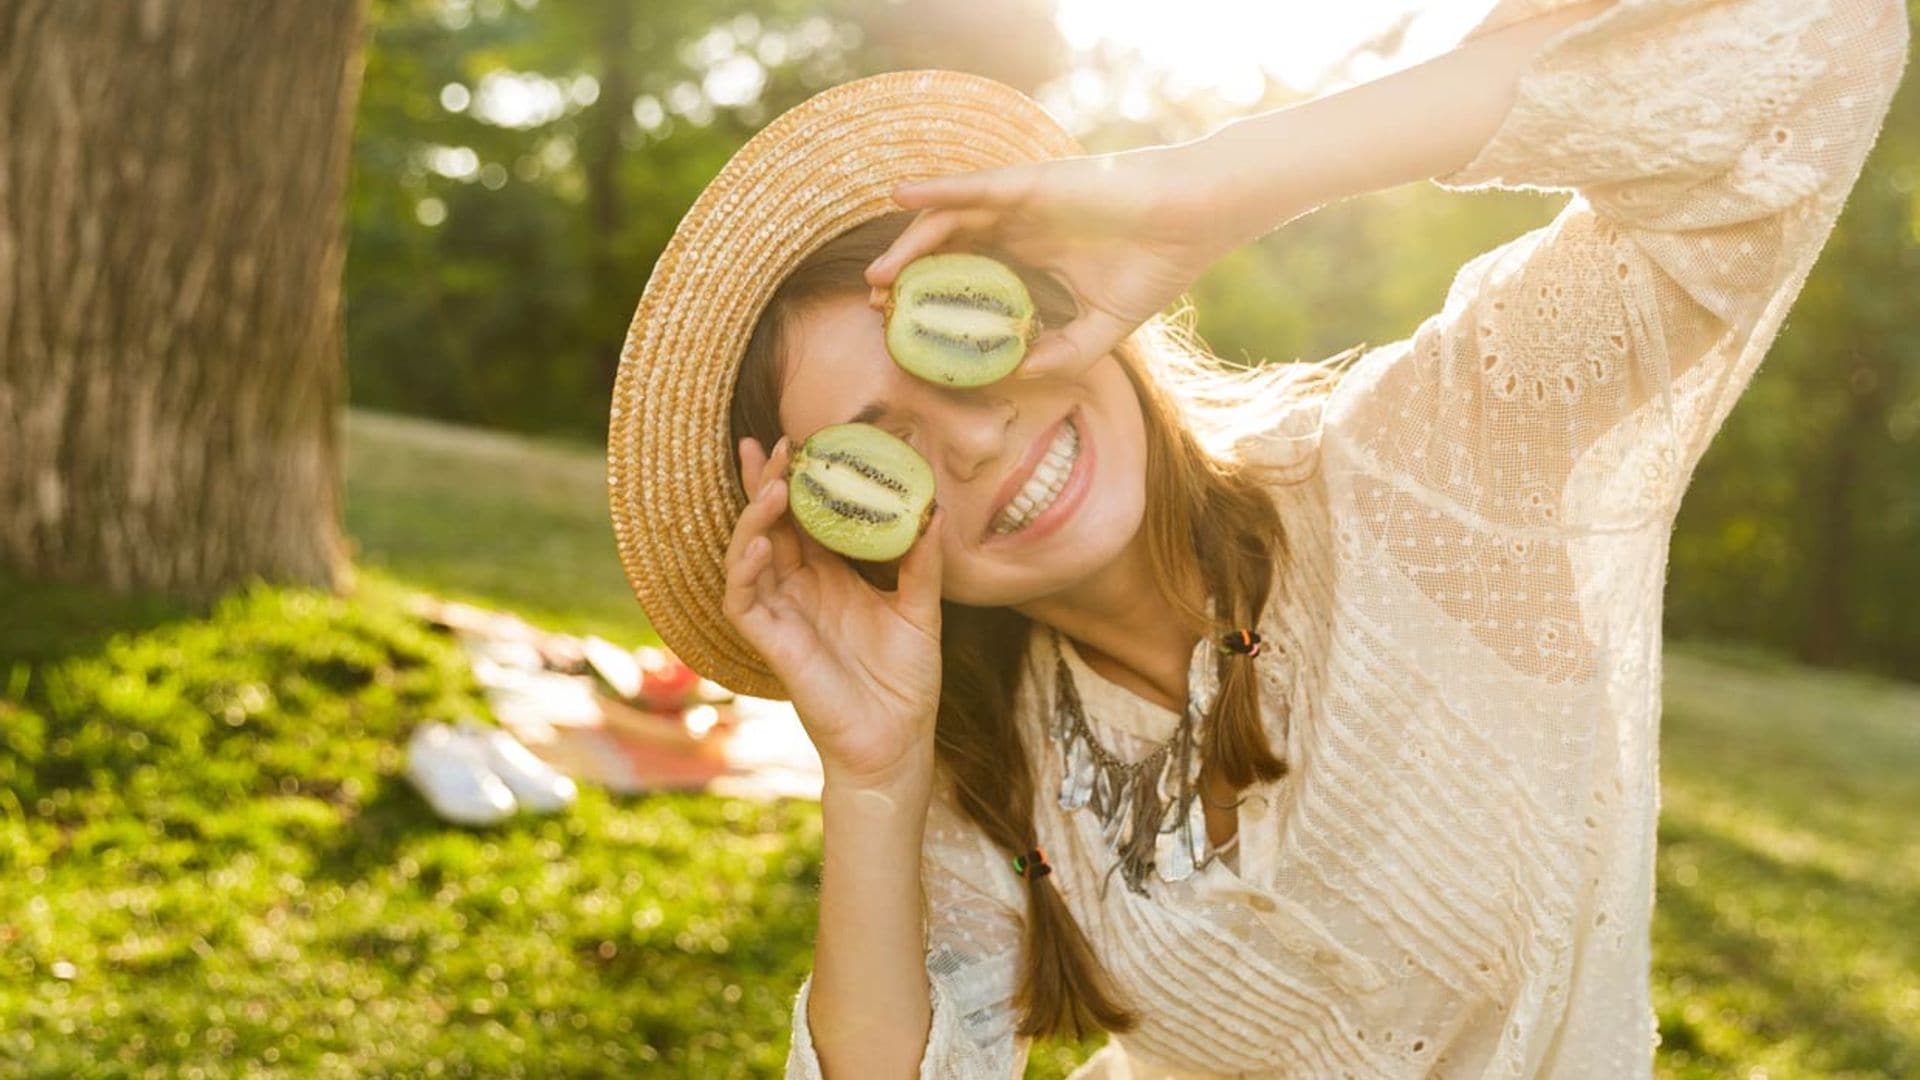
[722,434,947,794]
[863,144,1253,380]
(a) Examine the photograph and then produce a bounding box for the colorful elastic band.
[1012,847,1052,881]
[1218,629,1264,657]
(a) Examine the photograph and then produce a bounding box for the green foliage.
[1667,21,1920,675]
[345,0,1064,441]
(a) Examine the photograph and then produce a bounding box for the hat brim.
[608,70,1084,700]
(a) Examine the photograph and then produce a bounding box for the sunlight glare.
[1051,0,1491,117]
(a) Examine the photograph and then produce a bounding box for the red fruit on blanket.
[637,647,702,712]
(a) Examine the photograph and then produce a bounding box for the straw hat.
[607,69,1083,701]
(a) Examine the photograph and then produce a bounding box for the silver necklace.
[1048,627,1224,898]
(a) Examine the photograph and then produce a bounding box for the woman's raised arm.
[871,0,1907,684]
[862,1,1612,379]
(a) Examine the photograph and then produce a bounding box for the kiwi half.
[785,422,935,563]
[884,253,1038,387]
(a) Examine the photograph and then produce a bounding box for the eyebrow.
[847,400,889,426]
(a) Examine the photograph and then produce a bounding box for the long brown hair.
[728,212,1345,1040]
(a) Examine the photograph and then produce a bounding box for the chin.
[942,357,1151,607]
[944,486,1146,608]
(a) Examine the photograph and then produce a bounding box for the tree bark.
[0,0,366,601]
[585,0,634,399]
[1800,347,1894,666]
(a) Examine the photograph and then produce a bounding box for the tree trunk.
[1800,347,1894,666]
[585,0,633,399]
[0,0,366,601]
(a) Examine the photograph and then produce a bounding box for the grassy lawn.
[1,409,1913,1077]
[340,409,659,648]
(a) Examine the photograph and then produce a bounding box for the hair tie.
[1218,628,1264,658]
[1012,847,1052,881]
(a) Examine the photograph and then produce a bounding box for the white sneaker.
[406,721,518,826]
[457,718,578,814]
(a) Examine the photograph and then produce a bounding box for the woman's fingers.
[891,163,1036,213]
[894,506,945,627]
[762,437,803,577]
[723,535,819,679]
[736,435,802,576]
[722,465,794,617]
[722,531,774,628]
[864,207,1003,292]
[738,436,766,494]
[1014,307,1138,381]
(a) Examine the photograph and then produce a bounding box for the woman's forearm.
[1185,0,1612,245]
[808,747,938,1078]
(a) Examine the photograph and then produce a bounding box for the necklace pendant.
[1099,773,1133,849]
[1046,625,1252,896]
[1155,709,1211,884]
[1155,814,1196,881]
[1157,796,1212,883]
[1058,730,1094,811]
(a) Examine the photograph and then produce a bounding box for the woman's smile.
[981,407,1094,546]
[773,290,1148,607]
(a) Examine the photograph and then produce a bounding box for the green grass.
[1652,643,1920,1077]
[341,409,659,647]
[1,573,820,1077]
[0,409,1913,1077]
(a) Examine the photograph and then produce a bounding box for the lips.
[983,410,1073,541]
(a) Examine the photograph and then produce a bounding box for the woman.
[606,0,1908,1075]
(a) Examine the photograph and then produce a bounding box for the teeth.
[992,417,1079,535]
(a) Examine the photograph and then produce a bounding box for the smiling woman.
[723,204,1326,1055]
[607,0,1908,1073]
[739,218,1119,605]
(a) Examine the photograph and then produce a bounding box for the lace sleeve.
[785,783,1030,1079]
[1316,0,1906,679]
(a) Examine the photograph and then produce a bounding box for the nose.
[922,387,1017,483]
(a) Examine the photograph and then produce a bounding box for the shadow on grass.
[1655,814,1920,1076]
[0,570,198,665]
[306,774,447,886]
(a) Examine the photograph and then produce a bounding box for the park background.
[2,0,1916,1075]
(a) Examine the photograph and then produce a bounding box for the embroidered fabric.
[785,1,1908,1076]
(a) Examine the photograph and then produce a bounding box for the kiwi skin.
[783,422,936,565]
[883,253,1039,388]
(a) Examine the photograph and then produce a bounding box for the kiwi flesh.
[785,422,936,563]
[884,253,1038,387]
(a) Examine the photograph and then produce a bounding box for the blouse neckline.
[1052,631,1195,745]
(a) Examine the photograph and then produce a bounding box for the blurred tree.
[1668,7,1920,675]
[344,0,1065,437]
[0,1,367,600]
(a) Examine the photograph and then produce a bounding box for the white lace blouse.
[786,0,1910,1075]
